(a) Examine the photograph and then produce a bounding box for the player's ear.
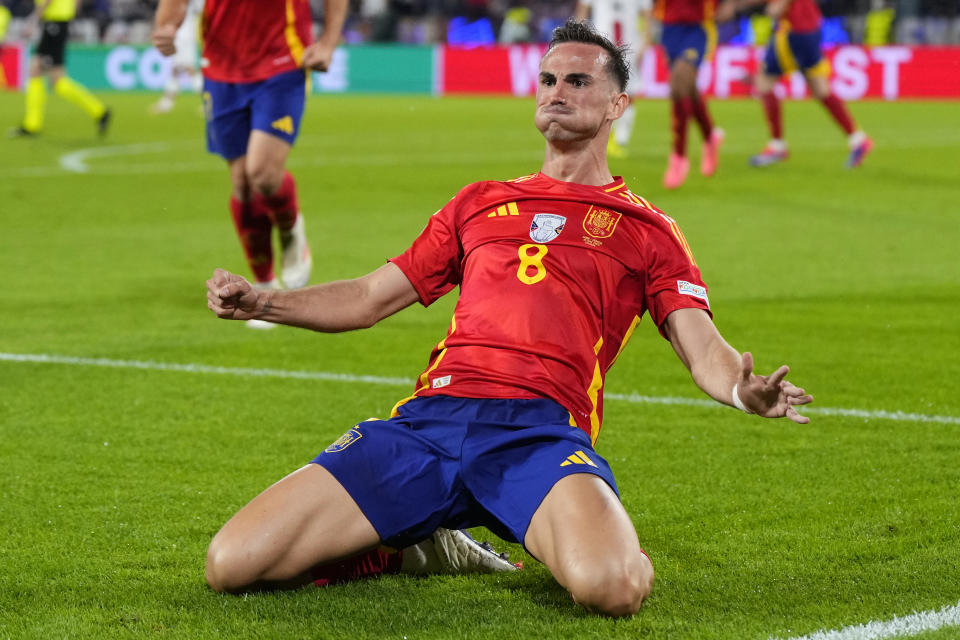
[609,91,629,120]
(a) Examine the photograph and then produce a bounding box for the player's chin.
[539,123,588,143]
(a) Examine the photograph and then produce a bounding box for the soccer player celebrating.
[205,20,812,617]
[655,0,725,189]
[574,0,653,159]
[9,0,111,138]
[152,0,348,327]
[717,0,873,168]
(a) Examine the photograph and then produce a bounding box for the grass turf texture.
[1,91,959,639]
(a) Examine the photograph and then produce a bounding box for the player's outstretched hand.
[736,352,813,424]
[152,24,177,56]
[206,268,264,321]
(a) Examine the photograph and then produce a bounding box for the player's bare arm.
[152,0,189,55]
[207,262,420,332]
[664,307,813,422]
[766,0,795,20]
[302,0,348,71]
[717,0,755,22]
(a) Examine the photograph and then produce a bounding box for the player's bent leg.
[205,463,381,593]
[245,132,312,288]
[246,130,292,197]
[227,156,251,201]
[668,59,698,101]
[525,474,653,617]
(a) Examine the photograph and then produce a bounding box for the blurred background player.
[0,1,10,88]
[718,0,873,168]
[655,0,724,189]
[0,1,9,41]
[574,0,653,159]
[9,0,111,138]
[152,0,347,329]
[150,0,203,114]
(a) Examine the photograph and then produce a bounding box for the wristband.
[732,383,752,414]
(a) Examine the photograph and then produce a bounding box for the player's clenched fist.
[207,268,262,320]
[302,41,335,72]
[152,23,178,56]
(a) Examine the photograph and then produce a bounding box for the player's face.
[534,42,624,143]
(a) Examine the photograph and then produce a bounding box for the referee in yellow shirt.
[10,0,110,137]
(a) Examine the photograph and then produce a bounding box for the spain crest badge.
[582,206,622,238]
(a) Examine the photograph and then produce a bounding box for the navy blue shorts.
[312,396,619,549]
[202,68,307,160]
[661,23,709,67]
[764,28,827,77]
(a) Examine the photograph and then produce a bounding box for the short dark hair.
[546,19,630,92]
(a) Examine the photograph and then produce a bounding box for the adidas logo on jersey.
[560,450,598,467]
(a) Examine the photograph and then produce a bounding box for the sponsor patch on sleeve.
[677,280,709,305]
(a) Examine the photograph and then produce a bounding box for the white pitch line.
[2,352,959,426]
[59,142,176,173]
[771,599,960,640]
[0,144,542,179]
[0,352,412,388]
[605,391,960,425]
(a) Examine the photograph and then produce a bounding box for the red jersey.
[390,173,711,444]
[781,0,822,33]
[655,0,717,24]
[200,0,313,83]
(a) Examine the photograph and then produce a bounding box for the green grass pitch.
[1,89,959,639]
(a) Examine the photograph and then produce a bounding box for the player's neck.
[540,141,614,186]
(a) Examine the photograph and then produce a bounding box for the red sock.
[229,195,274,283]
[310,547,404,587]
[819,93,856,135]
[261,171,299,232]
[760,91,783,139]
[670,97,691,156]
[689,94,714,139]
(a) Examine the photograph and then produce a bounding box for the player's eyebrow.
[539,71,595,84]
[564,72,593,85]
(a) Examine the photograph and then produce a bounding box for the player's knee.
[247,164,283,197]
[205,535,256,593]
[568,553,653,617]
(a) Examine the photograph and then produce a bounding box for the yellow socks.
[54,76,107,119]
[23,77,47,133]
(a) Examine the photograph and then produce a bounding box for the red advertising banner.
[0,42,23,90]
[441,44,960,100]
